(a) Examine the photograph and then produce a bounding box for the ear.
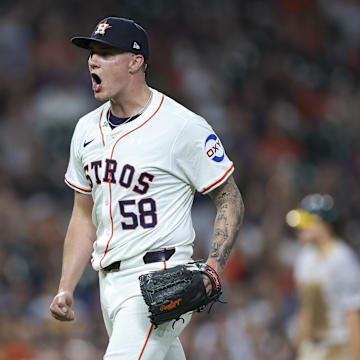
[129,54,144,74]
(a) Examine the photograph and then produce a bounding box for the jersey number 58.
[119,198,157,230]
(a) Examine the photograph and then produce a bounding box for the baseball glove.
[139,262,222,327]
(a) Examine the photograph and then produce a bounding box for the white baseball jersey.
[65,88,234,271]
[294,241,360,345]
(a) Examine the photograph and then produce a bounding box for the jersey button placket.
[104,133,114,238]
[102,181,111,236]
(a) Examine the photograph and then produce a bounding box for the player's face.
[88,43,133,101]
[296,223,325,244]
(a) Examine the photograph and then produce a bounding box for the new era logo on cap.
[133,41,140,50]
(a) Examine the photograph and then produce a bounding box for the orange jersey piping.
[200,164,234,194]
[65,177,92,193]
[99,95,165,269]
[98,109,105,146]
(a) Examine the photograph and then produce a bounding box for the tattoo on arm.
[208,176,244,270]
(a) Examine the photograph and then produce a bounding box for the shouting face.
[88,42,136,102]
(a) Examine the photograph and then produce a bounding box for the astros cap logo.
[95,20,112,36]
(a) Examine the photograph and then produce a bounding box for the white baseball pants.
[98,250,192,360]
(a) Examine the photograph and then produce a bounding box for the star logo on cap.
[94,20,112,36]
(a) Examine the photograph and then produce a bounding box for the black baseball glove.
[139,262,222,327]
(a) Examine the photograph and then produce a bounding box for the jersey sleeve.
[294,246,313,284]
[64,123,92,195]
[334,249,360,311]
[171,115,234,194]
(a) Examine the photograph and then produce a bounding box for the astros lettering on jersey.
[65,89,234,271]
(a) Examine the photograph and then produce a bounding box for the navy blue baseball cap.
[71,17,150,61]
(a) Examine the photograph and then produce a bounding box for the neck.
[315,236,336,256]
[110,82,151,118]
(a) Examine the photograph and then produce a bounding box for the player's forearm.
[346,309,360,360]
[296,307,311,348]
[207,176,244,273]
[58,216,95,294]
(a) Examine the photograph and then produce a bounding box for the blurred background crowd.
[1,0,360,359]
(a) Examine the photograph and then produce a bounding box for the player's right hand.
[49,290,75,321]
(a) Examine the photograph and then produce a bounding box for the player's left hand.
[203,276,213,295]
[140,262,223,326]
[49,290,75,321]
[203,260,222,295]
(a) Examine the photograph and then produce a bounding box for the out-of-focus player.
[286,194,360,360]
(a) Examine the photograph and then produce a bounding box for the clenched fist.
[50,290,75,321]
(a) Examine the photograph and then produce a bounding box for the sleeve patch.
[205,134,224,163]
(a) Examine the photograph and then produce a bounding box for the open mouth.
[92,73,102,85]
[91,73,102,92]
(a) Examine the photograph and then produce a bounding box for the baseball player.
[286,194,360,360]
[49,17,244,360]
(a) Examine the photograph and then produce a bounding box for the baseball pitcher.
[49,17,244,360]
